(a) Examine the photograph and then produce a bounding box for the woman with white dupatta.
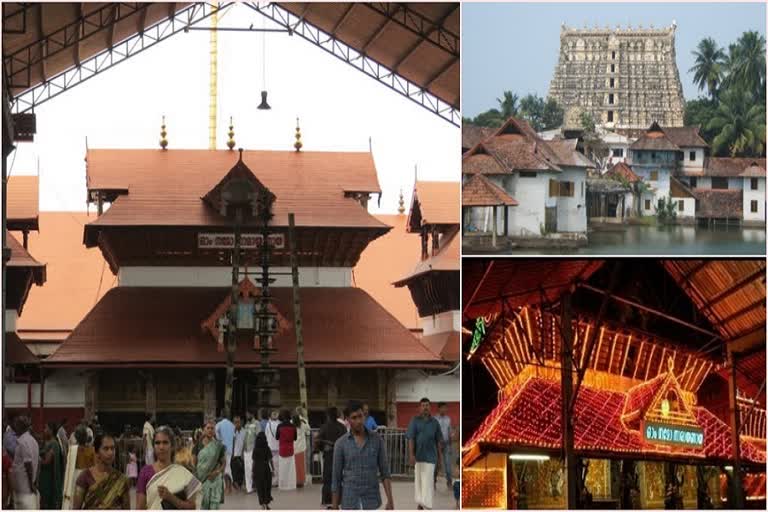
[136,426,202,510]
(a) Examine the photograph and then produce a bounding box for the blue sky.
[462,2,767,117]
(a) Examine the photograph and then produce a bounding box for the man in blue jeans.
[435,402,452,489]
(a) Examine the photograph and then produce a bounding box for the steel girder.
[9,2,232,114]
[248,2,460,127]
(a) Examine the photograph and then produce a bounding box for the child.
[252,432,273,510]
[126,448,138,487]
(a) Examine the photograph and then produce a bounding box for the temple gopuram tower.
[548,22,685,130]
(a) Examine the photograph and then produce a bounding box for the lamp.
[257,91,271,110]
[508,454,550,461]
[257,15,271,110]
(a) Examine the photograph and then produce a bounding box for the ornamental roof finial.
[159,115,168,150]
[227,116,235,150]
[294,117,303,152]
[398,188,405,214]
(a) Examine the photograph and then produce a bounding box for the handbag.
[160,490,187,509]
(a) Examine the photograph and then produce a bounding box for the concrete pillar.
[492,206,497,248]
[504,206,509,236]
[84,371,98,421]
[327,370,338,408]
[386,370,398,428]
[204,371,216,421]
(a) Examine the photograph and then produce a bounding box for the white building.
[463,117,592,237]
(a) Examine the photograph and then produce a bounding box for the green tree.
[684,98,719,143]
[471,109,504,128]
[689,37,726,99]
[579,112,608,168]
[707,87,766,157]
[729,31,766,100]
[654,196,678,224]
[541,98,565,131]
[519,94,545,131]
[497,91,519,118]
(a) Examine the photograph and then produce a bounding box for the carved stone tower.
[548,23,685,130]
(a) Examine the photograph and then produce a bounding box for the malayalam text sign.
[642,421,704,448]
[198,233,285,250]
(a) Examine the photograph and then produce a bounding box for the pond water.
[503,225,766,255]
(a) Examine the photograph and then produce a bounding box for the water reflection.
[512,225,766,255]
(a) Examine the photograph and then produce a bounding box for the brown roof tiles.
[393,227,460,286]
[5,333,38,366]
[462,124,495,151]
[693,189,743,218]
[354,214,421,330]
[629,123,680,152]
[704,157,767,178]
[606,161,641,183]
[407,180,461,229]
[462,174,518,207]
[44,286,444,368]
[663,126,709,148]
[13,213,114,341]
[7,175,39,231]
[84,149,388,229]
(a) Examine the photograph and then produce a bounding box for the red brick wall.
[396,401,459,432]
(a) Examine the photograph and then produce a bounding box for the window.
[645,199,651,210]
[712,177,728,189]
[678,200,684,212]
[611,50,616,59]
[609,93,615,105]
[689,151,696,162]
[549,179,575,197]
[751,200,759,213]
[690,177,697,188]
[751,178,759,190]
[651,152,656,160]
[612,148,624,157]
[657,199,663,210]
[519,171,536,178]
[610,63,615,72]
[650,170,659,181]
[607,111,614,122]
[609,78,615,87]
[549,179,559,197]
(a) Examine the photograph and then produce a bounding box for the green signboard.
[642,421,704,448]
[469,317,486,356]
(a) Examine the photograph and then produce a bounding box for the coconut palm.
[689,38,726,99]
[728,31,766,99]
[496,91,519,119]
[707,88,766,157]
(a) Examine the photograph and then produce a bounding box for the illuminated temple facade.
[462,260,766,509]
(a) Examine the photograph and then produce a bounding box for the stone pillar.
[145,372,157,421]
[327,370,338,408]
[386,370,398,428]
[84,371,99,421]
[204,371,216,422]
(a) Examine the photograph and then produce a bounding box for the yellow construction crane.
[208,6,218,150]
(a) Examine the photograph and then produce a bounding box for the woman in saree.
[137,426,201,510]
[39,422,64,509]
[62,425,95,509]
[293,407,311,488]
[192,420,226,510]
[71,433,129,509]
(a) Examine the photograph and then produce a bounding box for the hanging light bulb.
[258,14,271,110]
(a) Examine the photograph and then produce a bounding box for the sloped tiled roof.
[464,376,765,465]
[419,331,460,362]
[406,180,461,229]
[44,286,445,368]
[393,227,460,286]
[704,157,767,178]
[462,152,506,175]
[462,173,518,207]
[6,175,39,231]
[663,126,709,148]
[5,333,39,366]
[84,149,387,229]
[693,189,743,218]
[669,176,697,199]
[462,124,495,151]
[630,123,680,152]
[13,212,115,341]
[354,214,421,330]
[606,161,640,183]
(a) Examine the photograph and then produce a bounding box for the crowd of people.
[1,399,457,510]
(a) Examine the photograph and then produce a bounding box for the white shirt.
[265,419,280,452]
[233,428,245,457]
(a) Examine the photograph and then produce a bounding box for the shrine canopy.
[83,148,391,273]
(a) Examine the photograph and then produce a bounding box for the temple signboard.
[642,420,704,448]
[198,233,285,250]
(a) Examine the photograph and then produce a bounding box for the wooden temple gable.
[90,226,387,275]
[476,306,716,393]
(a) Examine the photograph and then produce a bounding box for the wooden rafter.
[701,267,765,312]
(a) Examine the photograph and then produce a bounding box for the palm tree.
[496,91,519,119]
[707,88,766,157]
[689,37,725,99]
[728,31,766,99]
